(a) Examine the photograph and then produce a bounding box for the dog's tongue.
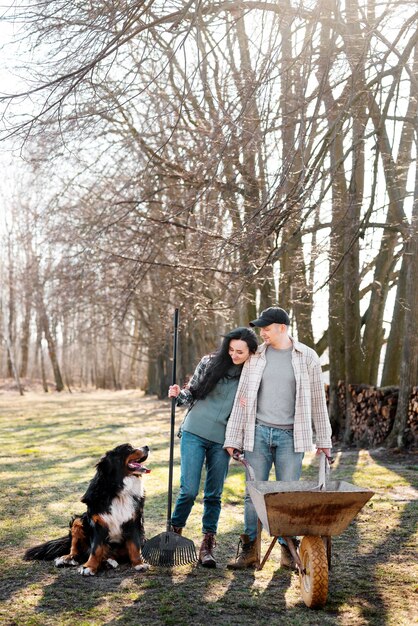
[128,461,151,473]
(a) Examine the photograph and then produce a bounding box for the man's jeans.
[244,423,304,541]
[171,430,230,534]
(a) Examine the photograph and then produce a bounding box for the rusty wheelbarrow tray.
[240,453,374,609]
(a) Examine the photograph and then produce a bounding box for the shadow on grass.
[0,560,53,603]
[95,551,295,626]
[6,496,416,626]
[2,391,416,626]
[368,448,417,483]
[317,448,417,624]
[32,568,127,622]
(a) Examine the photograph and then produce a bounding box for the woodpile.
[337,380,347,416]
[407,386,418,445]
[326,382,418,446]
[348,384,398,445]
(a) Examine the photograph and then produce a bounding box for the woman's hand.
[168,384,181,398]
[226,447,240,457]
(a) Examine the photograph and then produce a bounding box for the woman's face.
[228,339,251,365]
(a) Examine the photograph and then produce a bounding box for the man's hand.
[226,447,240,457]
[316,447,333,463]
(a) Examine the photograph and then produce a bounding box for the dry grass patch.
[0,389,417,625]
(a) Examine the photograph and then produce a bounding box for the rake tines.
[142,531,197,567]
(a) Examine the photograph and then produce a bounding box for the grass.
[0,389,417,626]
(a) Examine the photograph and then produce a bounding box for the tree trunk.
[316,16,346,438]
[35,320,48,393]
[128,312,141,388]
[1,301,24,395]
[342,0,368,444]
[386,118,418,447]
[259,278,277,313]
[386,253,418,447]
[380,265,406,386]
[19,291,31,379]
[6,236,16,378]
[360,230,398,384]
[42,310,64,392]
[106,330,120,390]
[367,35,417,385]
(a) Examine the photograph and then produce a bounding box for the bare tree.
[0,1,416,444]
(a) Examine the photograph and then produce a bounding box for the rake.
[142,308,197,567]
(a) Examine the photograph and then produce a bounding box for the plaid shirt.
[224,339,332,453]
[176,355,211,407]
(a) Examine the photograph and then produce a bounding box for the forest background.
[0,0,417,448]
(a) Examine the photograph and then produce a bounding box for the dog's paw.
[106,558,119,569]
[78,565,96,576]
[134,563,150,572]
[55,556,78,568]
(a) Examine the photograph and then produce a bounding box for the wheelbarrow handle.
[232,449,333,487]
[318,451,333,491]
[232,450,256,481]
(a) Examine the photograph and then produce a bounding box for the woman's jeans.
[244,423,304,541]
[171,430,230,534]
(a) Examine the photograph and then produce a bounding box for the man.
[224,306,332,569]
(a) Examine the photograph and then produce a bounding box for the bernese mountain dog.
[24,443,150,576]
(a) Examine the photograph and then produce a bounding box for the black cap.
[249,307,290,327]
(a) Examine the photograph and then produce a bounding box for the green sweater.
[180,362,242,444]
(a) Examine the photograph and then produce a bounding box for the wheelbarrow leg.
[254,518,261,568]
[323,535,332,570]
[255,518,279,571]
[255,519,262,569]
[282,536,303,571]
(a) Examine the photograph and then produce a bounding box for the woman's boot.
[199,533,216,568]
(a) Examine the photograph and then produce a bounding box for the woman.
[168,326,258,568]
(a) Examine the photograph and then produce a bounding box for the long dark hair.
[190,327,258,401]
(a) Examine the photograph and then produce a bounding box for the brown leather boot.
[227,534,257,569]
[199,533,216,568]
[280,539,299,570]
[172,526,183,535]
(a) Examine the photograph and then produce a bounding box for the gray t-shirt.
[256,346,296,428]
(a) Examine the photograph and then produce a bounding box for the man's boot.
[227,534,257,569]
[280,539,299,570]
[199,533,216,568]
[172,526,183,535]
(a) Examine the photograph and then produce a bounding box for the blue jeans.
[244,423,304,541]
[171,430,230,534]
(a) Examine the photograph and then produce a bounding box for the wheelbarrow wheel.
[299,536,328,609]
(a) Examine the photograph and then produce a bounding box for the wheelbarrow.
[235,452,374,609]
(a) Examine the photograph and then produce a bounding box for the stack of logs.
[326,382,418,446]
